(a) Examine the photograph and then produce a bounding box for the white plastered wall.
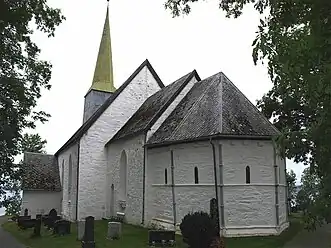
[106,134,145,225]
[78,65,162,220]
[21,191,62,218]
[145,139,289,237]
[57,142,79,221]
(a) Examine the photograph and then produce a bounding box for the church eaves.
[89,4,116,93]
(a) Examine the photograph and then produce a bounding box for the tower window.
[194,167,199,184]
[165,169,168,184]
[246,166,251,184]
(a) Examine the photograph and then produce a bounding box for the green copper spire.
[90,3,116,92]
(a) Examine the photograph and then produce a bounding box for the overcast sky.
[26,0,305,183]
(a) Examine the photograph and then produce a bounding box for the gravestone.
[210,198,220,235]
[107,222,122,240]
[148,230,176,246]
[24,209,28,216]
[46,208,58,229]
[49,208,57,218]
[81,216,95,248]
[32,217,42,238]
[17,216,32,229]
[53,220,71,235]
[77,220,85,241]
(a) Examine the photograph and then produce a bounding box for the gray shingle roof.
[22,152,61,191]
[147,72,280,145]
[107,70,200,144]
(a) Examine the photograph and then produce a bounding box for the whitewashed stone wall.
[146,76,199,140]
[21,191,62,218]
[106,134,145,225]
[78,65,162,220]
[146,139,288,236]
[146,143,216,226]
[57,142,79,221]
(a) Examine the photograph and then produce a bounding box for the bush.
[180,211,217,248]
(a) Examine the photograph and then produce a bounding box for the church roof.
[55,59,164,156]
[22,152,61,191]
[106,70,200,144]
[146,72,280,146]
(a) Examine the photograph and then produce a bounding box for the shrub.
[180,211,217,248]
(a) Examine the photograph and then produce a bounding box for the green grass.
[2,216,302,248]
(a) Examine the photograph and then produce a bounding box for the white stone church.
[21,5,289,237]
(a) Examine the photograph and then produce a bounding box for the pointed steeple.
[90,2,116,92]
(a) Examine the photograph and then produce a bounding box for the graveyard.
[2,209,303,248]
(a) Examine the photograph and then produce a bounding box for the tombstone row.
[17,209,71,237]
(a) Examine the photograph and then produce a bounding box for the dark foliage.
[0,0,65,208]
[180,211,217,248]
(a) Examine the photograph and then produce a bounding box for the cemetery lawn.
[2,215,302,248]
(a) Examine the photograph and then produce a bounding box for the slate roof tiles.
[147,72,280,145]
[22,152,61,191]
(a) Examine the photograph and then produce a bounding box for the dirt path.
[283,223,331,248]
[0,216,26,248]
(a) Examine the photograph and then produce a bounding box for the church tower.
[83,3,116,123]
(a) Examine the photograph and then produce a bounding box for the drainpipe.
[284,157,289,222]
[170,149,177,229]
[141,135,147,225]
[273,143,280,227]
[210,138,220,235]
[75,142,80,221]
[218,144,225,234]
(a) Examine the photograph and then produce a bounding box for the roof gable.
[22,152,61,191]
[147,72,280,146]
[55,59,164,156]
[106,70,200,144]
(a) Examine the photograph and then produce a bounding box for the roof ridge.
[24,152,53,156]
[221,72,280,134]
[55,59,163,156]
[168,73,222,141]
[105,70,198,145]
[144,70,197,130]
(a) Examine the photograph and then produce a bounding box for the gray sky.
[28,0,305,183]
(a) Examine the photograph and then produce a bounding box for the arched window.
[246,166,251,184]
[61,160,64,188]
[119,150,128,200]
[68,155,73,193]
[194,167,199,184]
[164,169,168,184]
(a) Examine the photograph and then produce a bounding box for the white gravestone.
[77,220,85,241]
[107,222,122,240]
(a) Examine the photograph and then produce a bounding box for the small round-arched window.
[194,167,199,184]
[245,166,251,184]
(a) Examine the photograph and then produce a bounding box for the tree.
[2,133,48,215]
[164,0,331,228]
[296,167,325,230]
[20,133,47,153]
[286,169,297,207]
[0,1,65,207]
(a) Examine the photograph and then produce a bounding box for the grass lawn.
[2,215,302,248]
